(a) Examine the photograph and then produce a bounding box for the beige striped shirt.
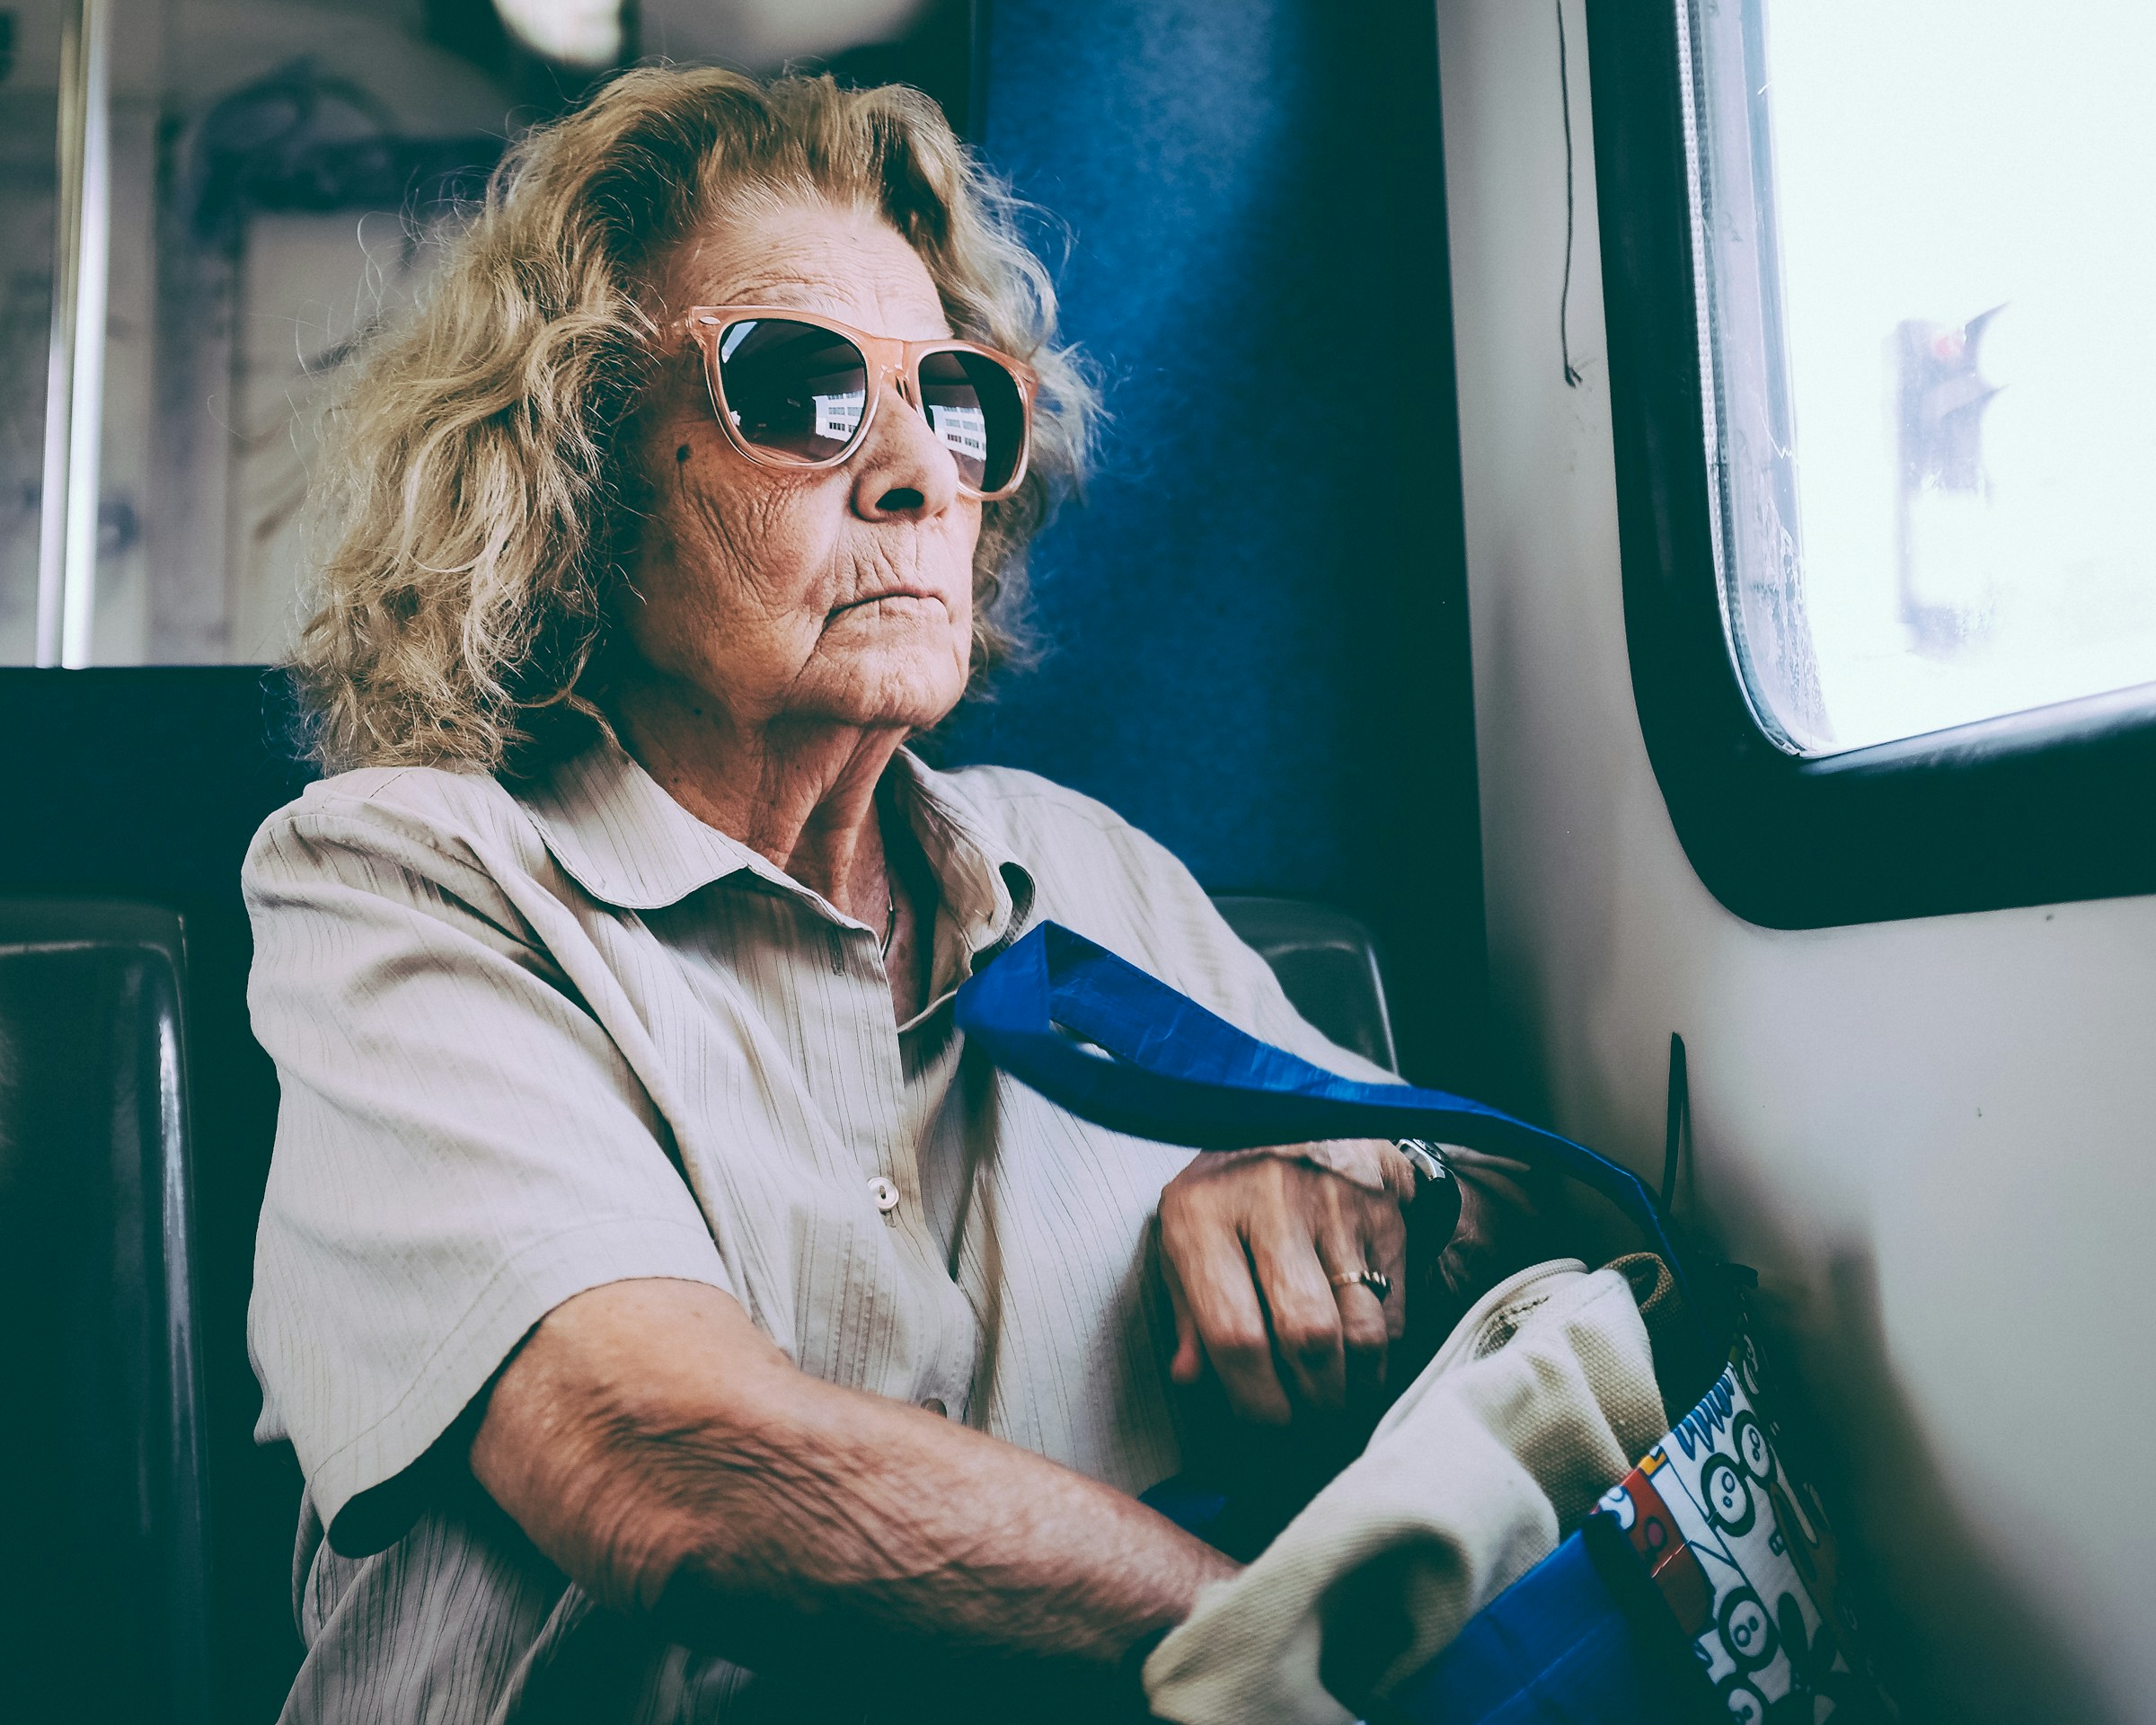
[243,734,1385,1722]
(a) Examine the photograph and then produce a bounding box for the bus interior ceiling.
[0,0,2149,1721]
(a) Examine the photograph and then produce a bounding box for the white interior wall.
[1436,4,2156,1719]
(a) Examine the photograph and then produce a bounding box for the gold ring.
[1329,1269,1392,1302]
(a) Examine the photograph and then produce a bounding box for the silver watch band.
[1394,1137,1451,1184]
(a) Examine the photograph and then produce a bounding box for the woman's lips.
[831,589,945,617]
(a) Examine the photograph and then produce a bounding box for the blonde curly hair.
[291,66,1095,774]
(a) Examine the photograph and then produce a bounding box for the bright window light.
[1683,0,2156,754]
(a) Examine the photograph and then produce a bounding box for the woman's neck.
[610,680,908,924]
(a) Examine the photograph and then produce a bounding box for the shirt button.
[919,1397,948,1418]
[868,1176,899,1213]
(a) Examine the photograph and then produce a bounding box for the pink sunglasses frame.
[671,306,1038,501]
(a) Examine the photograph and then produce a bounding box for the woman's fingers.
[1314,1215,1391,1402]
[1159,1193,1294,1424]
[1160,1251,1205,1386]
[1327,1194,1399,1393]
[1248,1206,1348,1410]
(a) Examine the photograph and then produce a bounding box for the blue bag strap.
[956,922,1722,1358]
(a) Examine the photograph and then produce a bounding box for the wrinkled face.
[623,199,979,734]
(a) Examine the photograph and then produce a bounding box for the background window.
[3,0,966,668]
[1683,0,2156,756]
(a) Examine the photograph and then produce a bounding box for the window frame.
[1582,0,2156,929]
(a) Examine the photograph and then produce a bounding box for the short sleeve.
[243,792,730,1549]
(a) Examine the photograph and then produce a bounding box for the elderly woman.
[244,66,1523,1723]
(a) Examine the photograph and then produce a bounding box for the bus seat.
[0,667,313,1721]
[1212,895,1401,1075]
[0,900,211,1725]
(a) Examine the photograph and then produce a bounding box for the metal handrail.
[35,0,112,668]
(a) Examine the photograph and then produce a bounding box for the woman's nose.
[849,375,962,521]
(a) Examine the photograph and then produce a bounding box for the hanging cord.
[1661,1031,1690,1210]
[1556,0,1585,388]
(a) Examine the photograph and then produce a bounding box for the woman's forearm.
[470,1278,1235,1681]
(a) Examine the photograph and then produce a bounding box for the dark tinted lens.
[715,319,870,462]
[918,350,1026,492]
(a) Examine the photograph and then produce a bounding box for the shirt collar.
[518,733,767,910]
[888,750,1038,979]
[517,735,1037,968]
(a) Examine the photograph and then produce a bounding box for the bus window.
[1683,0,2156,756]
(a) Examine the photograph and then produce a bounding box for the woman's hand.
[1155,1141,1413,1424]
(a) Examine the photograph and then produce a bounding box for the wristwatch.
[1394,1140,1464,1308]
[1394,1138,1462,1248]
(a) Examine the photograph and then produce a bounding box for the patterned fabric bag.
[1384,1329,1895,1723]
[1583,1331,1891,1721]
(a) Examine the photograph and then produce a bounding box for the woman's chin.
[805,649,970,732]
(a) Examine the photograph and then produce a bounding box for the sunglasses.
[672,306,1038,500]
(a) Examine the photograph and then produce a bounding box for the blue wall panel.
[939,0,1488,1081]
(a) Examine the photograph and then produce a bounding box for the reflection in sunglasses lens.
[716,320,870,462]
[919,350,1025,493]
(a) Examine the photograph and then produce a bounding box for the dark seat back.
[0,668,314,1722]
[1213,895,1400,1074]
[0,901,210,1725]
